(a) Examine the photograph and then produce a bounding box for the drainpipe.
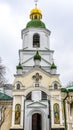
[63,91,69,130]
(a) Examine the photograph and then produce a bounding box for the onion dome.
[26,6,46,28]
[34,51,41,61]
[16,62,23,70]
[26,19,46,28]
[51,62,57,69]
[30,7,42,20]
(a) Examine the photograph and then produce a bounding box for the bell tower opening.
[32,113,42,130]
[33,33,40,48]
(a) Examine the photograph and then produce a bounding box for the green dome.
[26,19,46,28]
[34,51,41,61]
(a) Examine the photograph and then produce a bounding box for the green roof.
[61,88,73,93]
[34,51,41,61]
[16,62,23,70]
[26,19,46,28]
[68,89,73,92]
[61,88,68,93]
[51,62,57,69]
[0,92,13,100]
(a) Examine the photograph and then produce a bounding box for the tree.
[0,57,6,87]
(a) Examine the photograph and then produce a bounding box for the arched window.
[33,34,40,48]
[15,81,23,90]
[54,83,58,89]
[17,83,20,90]
[51,81,61,90]
[15,104,21,124]
[42,91,47,100]
[53,103,60,124]
[26,92,32,100]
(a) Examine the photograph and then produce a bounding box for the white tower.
[17,1,57,74]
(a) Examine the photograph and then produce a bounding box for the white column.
[50,97,54,126]
[12,96,15,127]
[21,96,25,127]
[59,95,62,125]
[66,101,68,129]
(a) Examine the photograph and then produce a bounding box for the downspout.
[63,91,69,130]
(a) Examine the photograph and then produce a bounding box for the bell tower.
[10,1,64,130]
[18,0,56,74]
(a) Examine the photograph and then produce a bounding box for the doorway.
[32,113,42,130]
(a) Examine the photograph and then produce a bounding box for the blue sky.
[0,0,73,86]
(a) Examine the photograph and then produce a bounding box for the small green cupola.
[34,50,41,61]
[34,50,41,66]
[51,62,57,69]
[50,62,57,74]
[16,62,23,74]
[16,62,23,70]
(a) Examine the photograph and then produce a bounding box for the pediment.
[27,101,47,108]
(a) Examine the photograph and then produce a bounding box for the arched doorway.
[32,113,42,130]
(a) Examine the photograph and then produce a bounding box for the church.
[0,1,73,130]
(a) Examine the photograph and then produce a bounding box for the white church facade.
[0,1,73,130]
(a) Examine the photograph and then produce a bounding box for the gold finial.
[30,0,42,20]
[34,0,38,8]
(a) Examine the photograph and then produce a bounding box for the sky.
[0,0,73,87]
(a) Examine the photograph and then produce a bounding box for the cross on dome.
[34,0,38,7]
[30,0,42,20]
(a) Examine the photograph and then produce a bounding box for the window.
[15,104,21,124]
[42,91,47,100]
[53,103,60,124]
[17,83,20,90]
[33,34,40,48]
[35,83,39,87]
[54,83,58,89]
[51,81,61,90]
[26,92,32,100]
[15,81,23,90]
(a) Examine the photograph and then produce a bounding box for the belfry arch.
[24,86,50,98]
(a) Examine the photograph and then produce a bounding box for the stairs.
[0,105,12,130]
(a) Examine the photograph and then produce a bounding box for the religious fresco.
[53,103,60,124]
[15,104,21,124]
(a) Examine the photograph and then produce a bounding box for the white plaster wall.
[32,91,41,101]
[21,28,50,50]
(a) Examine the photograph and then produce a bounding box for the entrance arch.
[32,113,42,130]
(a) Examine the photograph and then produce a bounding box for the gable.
[27,101,47,108]
[13,67,61,90]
